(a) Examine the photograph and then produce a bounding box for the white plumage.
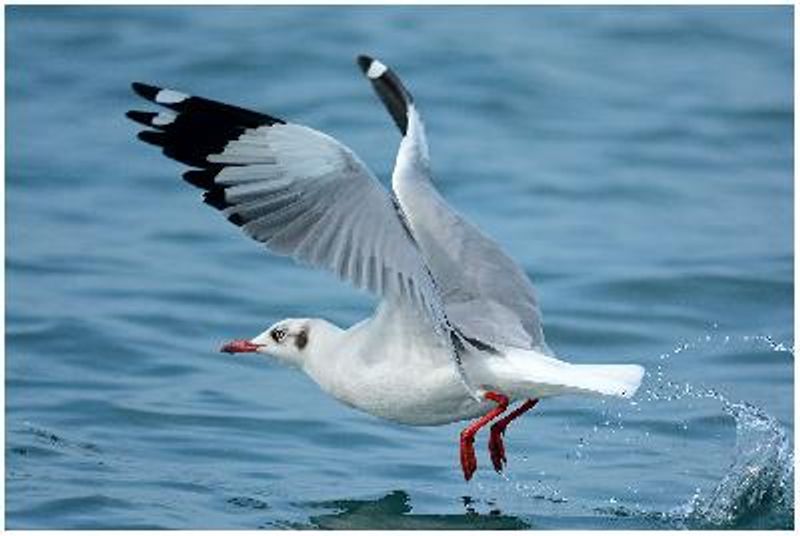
[128,55,644,480]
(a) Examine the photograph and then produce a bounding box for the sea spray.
[498,330,793,529]
[675,401,794,528]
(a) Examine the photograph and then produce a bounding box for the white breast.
[302,300,491,426]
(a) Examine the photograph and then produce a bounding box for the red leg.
[459,391,509,481]
[488,398,539,473]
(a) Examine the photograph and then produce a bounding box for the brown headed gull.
[127,55,644,481]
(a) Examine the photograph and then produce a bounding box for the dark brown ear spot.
[295,329,308,350]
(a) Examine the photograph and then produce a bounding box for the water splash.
[553,328,793,530]
[646,328,794,403]
[588,399,793,529]
[446,329,791,528]
[609,330,794,529]
[674,400,794,529]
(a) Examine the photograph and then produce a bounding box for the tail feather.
[493,349,645,400]
[566,363,645,399]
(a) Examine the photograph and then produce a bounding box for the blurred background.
[6,6,793,529]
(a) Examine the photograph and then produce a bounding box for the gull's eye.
[271,328,287,342]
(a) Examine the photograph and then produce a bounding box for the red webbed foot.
[460,430,478,481]
[486,398,539,474]
[458,391,509,481]
[488,425,507,473]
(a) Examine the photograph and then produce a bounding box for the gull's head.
[220,318,334,368]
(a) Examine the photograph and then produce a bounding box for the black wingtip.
[356,55,373,74]
[126,110,157,127]
[131,82,161,101]
[356,55,412,136]
[137,130,166,147]
[203,188,231,210]
[183,169,217,190]
[227,213,245,227]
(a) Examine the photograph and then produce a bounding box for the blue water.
[6,6,793,529]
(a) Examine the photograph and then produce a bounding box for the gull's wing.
[358,56,548,353]
[127,82,448,335]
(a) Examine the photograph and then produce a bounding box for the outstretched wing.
[127,82,445,329]
[357,56,548,353]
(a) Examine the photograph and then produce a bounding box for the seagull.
[127,55,644,481]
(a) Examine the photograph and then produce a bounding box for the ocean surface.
[6,6,794,530]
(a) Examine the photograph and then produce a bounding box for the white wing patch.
[151,111,176,126]
[366,59,388,79]
[155,89,189,105]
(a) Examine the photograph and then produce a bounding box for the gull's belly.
[319,350,490,426]
[304,304,504,426]
[344,365,486,426]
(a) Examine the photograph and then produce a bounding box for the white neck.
[300,318,346,377]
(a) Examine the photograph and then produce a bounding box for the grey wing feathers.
[219,126,437,313]
[399,181,547,351]
[430,203,547,352]
[356,58,548,352]
[127,83,444,326]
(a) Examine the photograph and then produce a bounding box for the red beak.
[220,339,263,354]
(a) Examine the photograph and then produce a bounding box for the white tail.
[565,363,645,398]
[489,348,645,400]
